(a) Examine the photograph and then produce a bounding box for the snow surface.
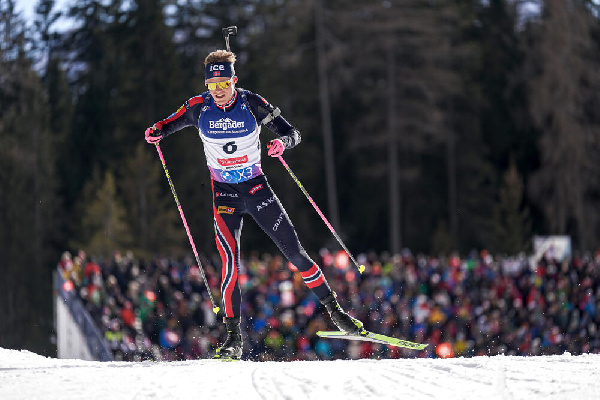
[1,348,599,399]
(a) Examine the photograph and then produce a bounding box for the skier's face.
[206,76,237,106]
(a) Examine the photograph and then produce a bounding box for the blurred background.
[1,0,600,357]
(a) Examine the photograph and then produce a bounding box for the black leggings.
[212,175,331,317]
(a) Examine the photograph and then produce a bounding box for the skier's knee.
[286,252,312,271]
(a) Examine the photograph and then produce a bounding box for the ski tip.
[358,264,366,274]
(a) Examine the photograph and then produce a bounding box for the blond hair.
[204,50,236,65]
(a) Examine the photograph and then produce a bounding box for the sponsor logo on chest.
[210,118,245,130]
[220,167,255,183]
[218,155,248,167]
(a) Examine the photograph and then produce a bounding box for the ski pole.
[222,26,237,52]
[274,154,366,274]
[154,143,220,314]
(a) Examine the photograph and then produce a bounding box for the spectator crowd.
[57,247,600,361]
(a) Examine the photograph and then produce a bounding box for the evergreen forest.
[1,0,600,353]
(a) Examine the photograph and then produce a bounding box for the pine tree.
[318,0,467,252]
[72,169,133,258]
[449,0,516,253]
[119,143,186,258]
[527,0,600,250]
[58,0,116,208]
[242,0,326,252]
[0,0,60,353]
[492,157,532,254]
[113,0,185,149]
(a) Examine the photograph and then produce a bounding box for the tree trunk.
[447,105,458,250]
[388,44,401,254]
[315,0,340,232]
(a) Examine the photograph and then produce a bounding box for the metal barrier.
[54,270,114,361]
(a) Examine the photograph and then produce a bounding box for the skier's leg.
[247,176,364,334]
[247,177,331,299]
[213,209,243,318]
[212,181,244,359]
[212,192,243,318]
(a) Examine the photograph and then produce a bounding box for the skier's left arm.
[245,92,301,156]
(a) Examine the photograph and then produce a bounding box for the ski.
[213,354,241,362]
[213,357,241,362]
[316,330,428,350]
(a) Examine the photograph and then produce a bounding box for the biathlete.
[144,50,363,360]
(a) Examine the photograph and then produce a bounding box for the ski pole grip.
[222,26,237,52]
[222,26,238,37]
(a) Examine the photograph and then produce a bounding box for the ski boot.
[214,316,243,360]
[320,293,365,335]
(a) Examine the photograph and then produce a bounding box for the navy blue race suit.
[151,88,332,317]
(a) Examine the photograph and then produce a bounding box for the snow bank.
[1,348,599,399]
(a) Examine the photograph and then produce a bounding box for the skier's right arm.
[145,95,206,144]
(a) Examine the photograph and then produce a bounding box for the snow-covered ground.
[1,348,599,399]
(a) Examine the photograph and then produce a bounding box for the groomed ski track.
[1,348,599,399]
